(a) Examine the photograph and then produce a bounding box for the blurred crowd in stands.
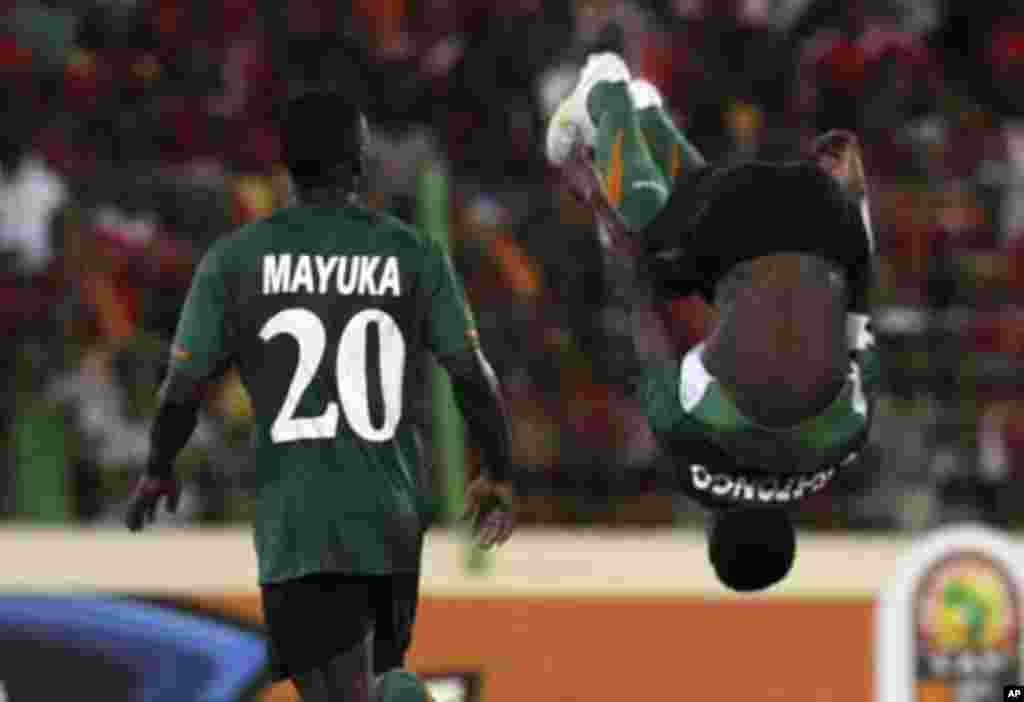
[1,0,1023,530]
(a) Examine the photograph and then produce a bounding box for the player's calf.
[629,79,706,185]
[587,80,669,232]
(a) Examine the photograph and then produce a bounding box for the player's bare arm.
[811,129,879,383]
[439,346,516,548]
[124,366,204,531]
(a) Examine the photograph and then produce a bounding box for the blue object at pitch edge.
[0,594,267,702]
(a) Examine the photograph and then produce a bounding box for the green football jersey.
[639,343,875,508]
[171,203,478,583]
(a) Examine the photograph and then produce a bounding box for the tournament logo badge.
[914,552,1021,700]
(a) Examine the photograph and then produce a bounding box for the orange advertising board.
[0,529,958,701]
[196,593,875,702]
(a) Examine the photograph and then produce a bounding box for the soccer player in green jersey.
[547,54,880,592]
[126,92,515,701]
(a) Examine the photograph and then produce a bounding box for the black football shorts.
[261,571,420,681]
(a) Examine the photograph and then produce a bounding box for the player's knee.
[707,507,795,592]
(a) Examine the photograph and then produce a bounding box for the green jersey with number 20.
[171,203,478,584]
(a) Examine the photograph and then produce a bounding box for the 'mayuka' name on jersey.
[689,464,837,504]
[262,254,402,296]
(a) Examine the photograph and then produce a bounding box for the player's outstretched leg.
[544,52,670,233]
[588,77,670,232]
[629,80,707,186]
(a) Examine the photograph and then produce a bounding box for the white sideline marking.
[0,526,989,598]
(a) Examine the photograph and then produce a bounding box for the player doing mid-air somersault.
[547,53,881,592]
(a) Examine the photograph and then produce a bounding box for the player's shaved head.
[707,507,795,592]
[281,91,369,192]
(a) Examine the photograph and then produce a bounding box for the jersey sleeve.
[421,237,479,358]
[171,243,235,379]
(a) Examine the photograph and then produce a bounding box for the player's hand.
[125,475,181,532]
[462,477,516,549]
[811,129,866,200]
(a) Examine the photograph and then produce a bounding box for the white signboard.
[877,524,1024,702]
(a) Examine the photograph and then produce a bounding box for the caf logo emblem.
[915,552,1020,680]
[917,554,1016,651]
[878,525,1024,702]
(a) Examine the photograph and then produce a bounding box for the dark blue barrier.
[0,595,267,702]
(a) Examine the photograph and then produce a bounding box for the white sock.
[628,79,663,111]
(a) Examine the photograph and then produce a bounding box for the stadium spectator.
[0,0,1022,531]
